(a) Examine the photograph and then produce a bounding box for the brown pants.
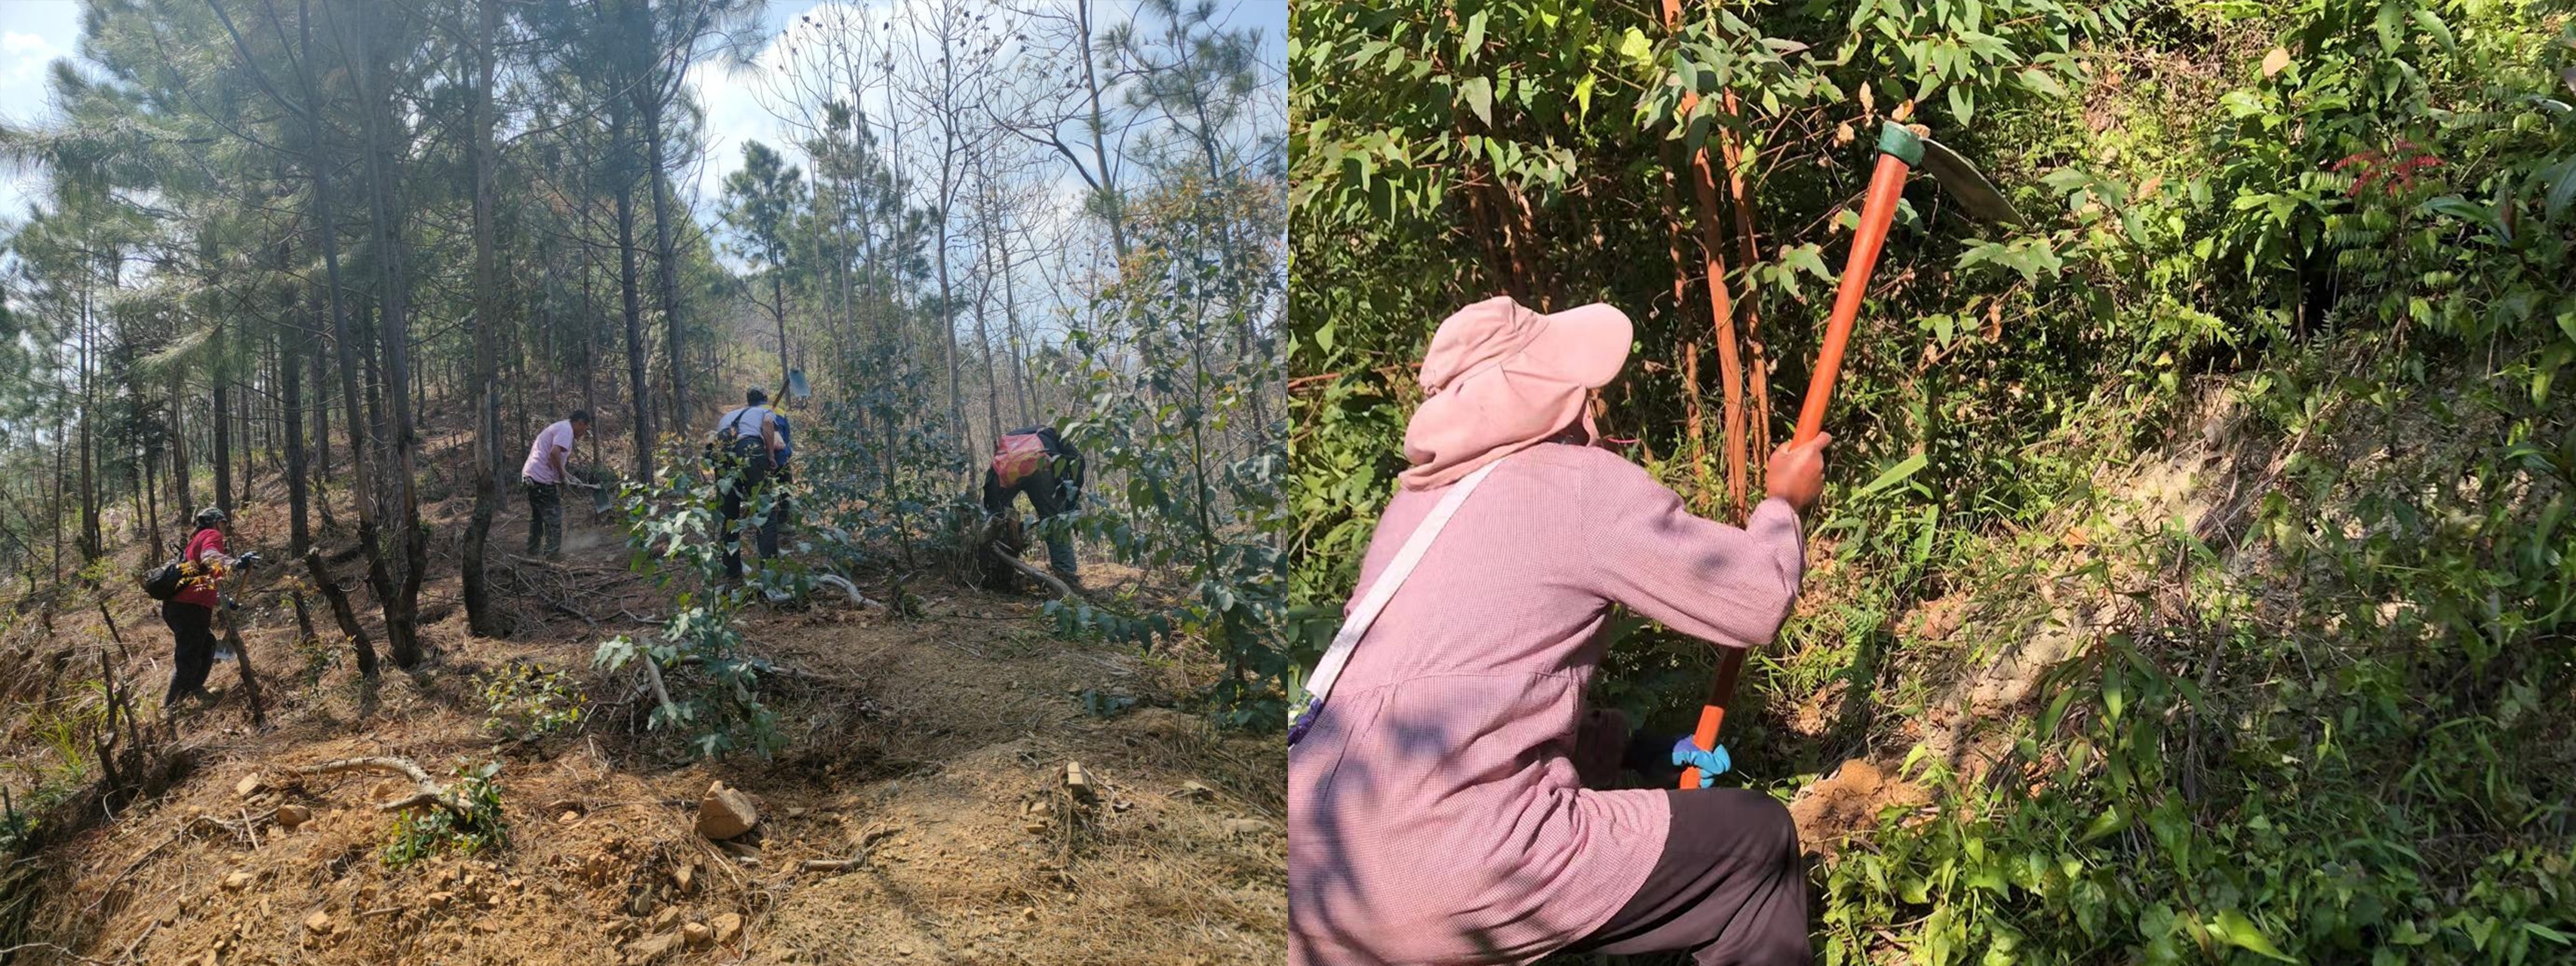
[1570,787,1812,964]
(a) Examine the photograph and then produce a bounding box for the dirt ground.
[0,445,1284,964]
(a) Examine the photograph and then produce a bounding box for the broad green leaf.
[2544,157,2576,224]
[2422,195,2510,242]
[1617,27,1652,70]
[2410,8,2453,50]
[2019,69,2065,97]
[1462,11,1486,61]
[2212,910,2297,962]
[1855,453,1928,498]
[2080,804,2126,841]
[1461,76,1494,126]
[1573,74,1595,119]
[1781,243,1833,281]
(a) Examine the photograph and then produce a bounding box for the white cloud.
[0,2,81,221]
[3,30,57,60]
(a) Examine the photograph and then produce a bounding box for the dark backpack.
[714,408,773,463]
[141,554,189,601]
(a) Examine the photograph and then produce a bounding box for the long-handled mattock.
[1680,122,2025,789]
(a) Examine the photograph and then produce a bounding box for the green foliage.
[801,355,970,585]
[1047,174,1292,728]
[382,762,508,869]
[478,661,587,743]
[592,440,792,760]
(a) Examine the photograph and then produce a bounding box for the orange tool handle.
[1793,149,1914,446]
[1681,133,1917,791]
[1678,645,1748,788]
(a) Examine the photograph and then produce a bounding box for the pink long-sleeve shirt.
[1288,442,1806,964]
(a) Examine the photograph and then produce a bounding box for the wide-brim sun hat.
[1400,295,1634,489]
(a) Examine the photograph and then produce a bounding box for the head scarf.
[1400,296,1633,489]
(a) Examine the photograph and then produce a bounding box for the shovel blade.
[1917,136,2025,226]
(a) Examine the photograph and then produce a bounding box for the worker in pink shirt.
[1288,295,1829,965]
[521,409,592,559]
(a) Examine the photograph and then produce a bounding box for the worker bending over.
[521,409,592,559]
[982,426,1085,592]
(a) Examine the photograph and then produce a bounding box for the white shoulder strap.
[1300,457,1505,709]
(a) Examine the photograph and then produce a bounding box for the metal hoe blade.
[1917,136,2024,226]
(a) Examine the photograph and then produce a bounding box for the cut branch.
[990,542,1080,599]
[814,574,886,611]
[295,756,471,815]
[801,823,899,872]
[636,654,681,723]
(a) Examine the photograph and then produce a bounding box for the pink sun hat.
[1400,295,1634,490]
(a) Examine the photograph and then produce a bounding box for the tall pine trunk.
[641,64,691,431]
[212,320,234,515]
[616,171,655,481]
[346,0,425,669]
[463,0,507,637]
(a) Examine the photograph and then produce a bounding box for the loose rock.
[220,871,254,891]
[712,912,742,944]
[235,774,266,798]
[1222,818,1273,838]
[682,922,712,948]
[303,910,334,934]
[696,781,760,840]
[273,804,312,829]
[623,932,680,964]
[1176,781,1214,800]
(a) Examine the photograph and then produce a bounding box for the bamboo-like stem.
[1663,0,1748,520]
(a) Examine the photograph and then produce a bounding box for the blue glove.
[1671,736,1732,787]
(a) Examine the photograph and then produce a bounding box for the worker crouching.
[1286,295,1831,965]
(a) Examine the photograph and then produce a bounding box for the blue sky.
[0,0,1287,226]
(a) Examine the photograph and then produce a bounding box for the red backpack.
[992,432,1047,488]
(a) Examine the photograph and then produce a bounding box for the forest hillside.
[0,0,1287,962]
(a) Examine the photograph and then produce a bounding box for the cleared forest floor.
[0,428,1285,965]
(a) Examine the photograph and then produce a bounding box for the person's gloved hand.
[1671,736,1732,788]
[220,594,240,612]
[235,552,266,570]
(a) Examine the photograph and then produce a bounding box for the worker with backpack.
[982,425,1085,591]
[709,387,785,581]
[141,507,262,709]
